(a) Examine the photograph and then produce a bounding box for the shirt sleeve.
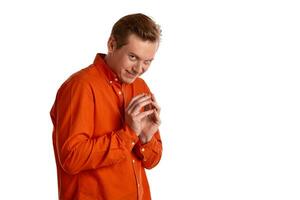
[132,131,162,169]
[51,78,139,175]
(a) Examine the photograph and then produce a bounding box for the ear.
[107,36,117,53]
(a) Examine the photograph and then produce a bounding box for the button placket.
[109,78,124,110]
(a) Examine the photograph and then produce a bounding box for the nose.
[132,63,143,74]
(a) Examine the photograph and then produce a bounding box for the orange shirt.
[50,53,162,200]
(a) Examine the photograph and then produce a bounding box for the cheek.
[119,56,130,66]
[122,60,136,70]
[143,65,150,73]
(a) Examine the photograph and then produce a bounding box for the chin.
[125,79,135,84]
[120,73,136,84]
[122,77,136,84]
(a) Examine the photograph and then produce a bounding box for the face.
[106,34,159,84]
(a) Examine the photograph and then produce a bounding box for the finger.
[135,109,155,121]
[127,96,151,114]
[127,93,145,109]
[131,99,153,116]
[127,94,150,112]
[151,93,158,103]
[150,101,161,113]
[153,110,161,125]
[151,93,161,111]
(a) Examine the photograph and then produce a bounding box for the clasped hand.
[125,93,161,144]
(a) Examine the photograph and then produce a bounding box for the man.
[50,13,162,200]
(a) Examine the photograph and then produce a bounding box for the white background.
[0,0,299,199]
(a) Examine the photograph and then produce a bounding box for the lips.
[126,70,137,78]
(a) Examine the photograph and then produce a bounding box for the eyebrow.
[129,52,154,62]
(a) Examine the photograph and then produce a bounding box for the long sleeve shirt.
[50,53,162,200]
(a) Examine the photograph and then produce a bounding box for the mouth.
[126,70,137,78]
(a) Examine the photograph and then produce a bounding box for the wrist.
[139,133,150,144]
[126,124,141,136]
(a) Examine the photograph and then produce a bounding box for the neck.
[104,54,115,72]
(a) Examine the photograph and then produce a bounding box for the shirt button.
[137,183,140,187]
[131,142,135,146]
[115,78,118,81]
[118,91,122,95]
[141,148,145,152]
[132,159,135,163]
[109,80,112,84]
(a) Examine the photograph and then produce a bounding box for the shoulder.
[133,77,151,93]
[68,64,99,84]
[134,77,146,85]
[57,65,98,96]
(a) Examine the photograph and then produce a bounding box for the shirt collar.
[93,53,121,84]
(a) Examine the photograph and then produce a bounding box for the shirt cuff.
[134,137,158,161]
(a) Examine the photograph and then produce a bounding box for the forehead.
[122,34,158,60]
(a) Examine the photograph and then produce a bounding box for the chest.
[92,81,145,136]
